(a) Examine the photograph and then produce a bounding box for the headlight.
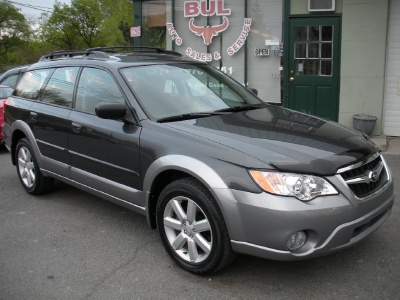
[249,171,338,201]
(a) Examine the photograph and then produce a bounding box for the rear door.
[68,67,143,205]
[30,67,79,177]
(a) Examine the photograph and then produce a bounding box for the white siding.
[384,0,400,136]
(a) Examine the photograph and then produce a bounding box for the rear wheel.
[156,177,236,275]
[15,138,53,195]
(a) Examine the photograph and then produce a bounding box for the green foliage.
[0,0,134,68]
[0,0,31,65]
[39,0,134,49]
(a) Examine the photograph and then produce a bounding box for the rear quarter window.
[14,69,53,100]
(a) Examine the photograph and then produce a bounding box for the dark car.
[0,65,29,88]
[0,85,14,144]
[2,47,394,275]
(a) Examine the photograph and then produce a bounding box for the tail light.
[3,97,9,113]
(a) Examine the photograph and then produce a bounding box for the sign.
[130,26,141,37]
[265,39,279,46]
[167,0,252,62]
[254,48,269,56]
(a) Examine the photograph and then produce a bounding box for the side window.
[75,68,124,114]
[0,74,19,87]
[14,69,53,100]
[41,67,79,107]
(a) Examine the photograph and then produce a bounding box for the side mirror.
[95,102,126,120]
[247,87,258,96]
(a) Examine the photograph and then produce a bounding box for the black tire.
[156,177,236,275]
[15,138,53,195]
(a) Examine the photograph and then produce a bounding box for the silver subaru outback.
[2,47,394,275]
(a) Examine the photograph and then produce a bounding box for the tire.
[15,138,53,195]
[156,177,236,275]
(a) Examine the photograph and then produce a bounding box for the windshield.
[120,63,262,119]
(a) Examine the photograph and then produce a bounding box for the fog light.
[287,231,307,251]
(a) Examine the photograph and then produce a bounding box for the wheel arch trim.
[10,120,42,168]
[143,155,230,227]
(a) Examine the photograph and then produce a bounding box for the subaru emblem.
[369,171,379,183]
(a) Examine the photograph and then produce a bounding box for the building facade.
[133,0,400,137]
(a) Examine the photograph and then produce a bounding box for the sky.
[7,0,72,19]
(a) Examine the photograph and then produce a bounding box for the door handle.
[71,122,82,133]
[289,77,295,82]
[30,111,38,120]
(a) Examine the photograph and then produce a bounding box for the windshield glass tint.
[121,64,261,119]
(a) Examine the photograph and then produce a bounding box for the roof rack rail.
[86,46,183,57]
[39,46,183,62]
[39,49,109,61]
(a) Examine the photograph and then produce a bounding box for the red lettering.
[186,47,193,55]
[240,32,248,40]
[200,0,216,16]
[237,39,243,47]
[244,18,252,25]
[214,52,221,60]
[176,38,182,45]
[206,53,212,61]
[184,1,199,17]
[233,44,239,51]
[227,47,234,55]
[217,0,231,16]
[167,23,173,29]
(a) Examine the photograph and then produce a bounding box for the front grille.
[339,154,388,199]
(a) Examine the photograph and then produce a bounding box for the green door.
[287,17,340,121]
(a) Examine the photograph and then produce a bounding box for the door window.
[41,67,79,107]
[294,25,333,76]
[75,68,125,114]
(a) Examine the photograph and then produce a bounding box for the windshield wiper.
[157,112,221,123]
[214,102,268,113]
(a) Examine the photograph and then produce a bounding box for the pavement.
[371,135,400,154]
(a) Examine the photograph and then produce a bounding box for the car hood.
[164,106,380,176]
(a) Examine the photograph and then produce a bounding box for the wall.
[338,0,389,135]
[383,0,400,136]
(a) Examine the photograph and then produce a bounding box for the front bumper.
[213,172,394,261]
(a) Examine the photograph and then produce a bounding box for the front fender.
[143,155,241,232]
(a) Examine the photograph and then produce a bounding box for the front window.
[121,63,261,119]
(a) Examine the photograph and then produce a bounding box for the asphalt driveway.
[0,146,399,300]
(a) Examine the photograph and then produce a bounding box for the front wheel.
[156,178,236,275]
[15,138,53,195]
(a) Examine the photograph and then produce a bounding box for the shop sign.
[130,26,141,37]
[265,39,279,46]
[166,0,252,62]
[254,48,269,56]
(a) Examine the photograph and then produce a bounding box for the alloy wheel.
[18,146,36,188]
[163,196,213,263]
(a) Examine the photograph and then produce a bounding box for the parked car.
[0,85,14,144]
[0,65,29,88]
[2,47,394,275]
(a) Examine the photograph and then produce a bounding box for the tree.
[39,0,134,50]
[39,0,102,49]
[0,1,31,63]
